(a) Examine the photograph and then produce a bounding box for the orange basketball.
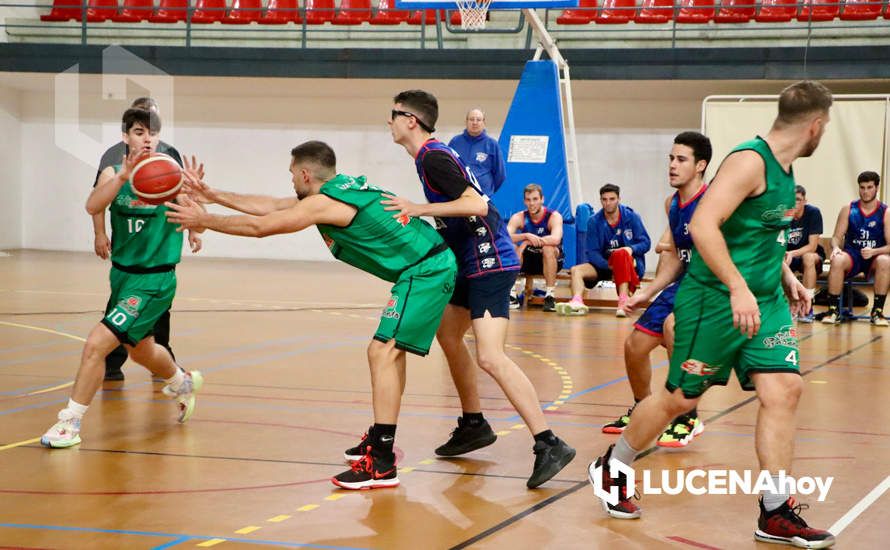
[130,153,183,205]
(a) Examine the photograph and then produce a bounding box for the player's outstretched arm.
[381,187,487,220]
[165,194,355,238]
[86,149,142,215]
[181,155,298,216]
[688,150,764,338]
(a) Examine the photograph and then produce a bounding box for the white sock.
[66,398,88,419]
[165,368,186,391]
[546,286,556,297]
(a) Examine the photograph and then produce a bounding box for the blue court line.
[0,523,368,549]
[152,536,190,549]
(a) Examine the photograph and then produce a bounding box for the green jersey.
[318,174,446,283]
[108,165,183,269]
[687,136,796,298]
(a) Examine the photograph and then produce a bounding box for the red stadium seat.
[754,0,797,21]
[259,0,301,23]
[111,0,152,21]
[304,0,336,23]
[676,0,715,22]
[594,0,635,24]
[223,0,264,23]
[797,0,839,21]
[634,0,674,23]
[41,0,83,21]
[149,0,188,22]
[714,0,755,22]
[369,0,410,24]
[191,0,227,22]
[840,0,883,20]
[86,0,117,21]
[556,0,596,24]
[332,0,372,24]
[407,9,444,24]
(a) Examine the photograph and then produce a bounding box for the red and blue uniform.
[634,185,706,337]
[843,200,887,279]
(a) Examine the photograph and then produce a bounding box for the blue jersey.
[523,208,554,237]
[845,200,887,251]
[668,184,707,268]
[414,139,519,278]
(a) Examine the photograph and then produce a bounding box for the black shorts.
[520,246,564,275]
[583,263,613,289]
[789,245,826,275]
[450,270,518,319]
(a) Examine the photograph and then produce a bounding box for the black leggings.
[105,309,175,370]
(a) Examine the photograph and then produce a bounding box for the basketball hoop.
[455,0,492,29]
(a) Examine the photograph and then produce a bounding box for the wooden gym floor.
[1,250,888,549]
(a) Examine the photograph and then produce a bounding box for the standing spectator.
[447,108,506,197]
[556,184,651,317]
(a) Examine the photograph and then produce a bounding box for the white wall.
[0,85,21,249]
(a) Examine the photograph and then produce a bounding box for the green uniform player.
[669,137,800,397]
[41,108,203,450]
[165,140,457,491]
[592,81,836,549]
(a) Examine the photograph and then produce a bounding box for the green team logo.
[382,295,400,319]
[762,326,798,349]
[119,295,142,316]
[761,204,795,226]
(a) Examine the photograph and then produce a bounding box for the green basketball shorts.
[667,275,801,398]
[102,266,177,346]
[374,248,457,356]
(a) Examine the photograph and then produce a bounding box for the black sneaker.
[104,369,124,381]
[344,426,372,462]
[588,444,641,519]
[754,497,835,548]
[434,417,497,457]
[602,406,634,434]
[542,295,556,312]
[509,294,522,310]
[331,447,399,490]
[527,438,576,488]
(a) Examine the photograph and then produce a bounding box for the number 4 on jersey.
[785,349,798,365]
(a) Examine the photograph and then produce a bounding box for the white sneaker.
[41,409,82,448]
[555,300,588,316]
[162,370,204,423]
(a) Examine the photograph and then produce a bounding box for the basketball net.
[455,0,492,29]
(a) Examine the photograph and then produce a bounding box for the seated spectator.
[556,184,651,317]
[784,184,825,322]
[506,183,564,312]
[823,171,890,326]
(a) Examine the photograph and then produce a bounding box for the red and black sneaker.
[332,446,399,490]
[343,427,372,462]
[754,497,835,548]
[587,444,641,519]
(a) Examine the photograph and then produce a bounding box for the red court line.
[0,478,328,496]
[666,535,723,549]
[715,421,890,438]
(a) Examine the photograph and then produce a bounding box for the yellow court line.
[0,437,41,452]
[297,504,319,512]
[324,493,346,501]
[24,381,75,397]
[399,467,415,473]
[197,539,227,547]
[418,458,435,465]
[234,526,261,535]
[266,515,291,523]
[0,320,86,343]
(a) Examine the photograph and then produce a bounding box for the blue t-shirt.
[787,203,823,252]
[668,185,706,267]
[447,130,506,197]
[414,139,519,279]
[845,200,886,251]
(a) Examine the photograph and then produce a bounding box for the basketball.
[130,153,183,205]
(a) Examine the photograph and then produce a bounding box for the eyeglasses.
[390,109,435,133]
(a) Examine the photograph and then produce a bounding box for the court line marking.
[828,474,890,536]
[0,437,41,452]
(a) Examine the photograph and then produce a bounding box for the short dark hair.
[524,183,543,197]
[600,183,620,196]
[858,171,881,187]
[777,81,833,125]
[291,140,337,171]
[393,89,438,132]
[674,131,712,168]
[795,185,807,196]
[131,97,158,111]
[121,108,160,133]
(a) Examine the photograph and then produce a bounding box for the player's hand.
[862,247,875,260]
[730,284,761,339]
[165,195,206,232]
[117,148,145,182]
[623,290,650,314]
[783,251,793,265]
[782,272,811,318]
[182,156,216,204]
[620,246,634,256]
[93,233,111,260]
[526,233,545,247]
[187,230,203,253]
[381,193,423,220]
[830,247,843,259]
